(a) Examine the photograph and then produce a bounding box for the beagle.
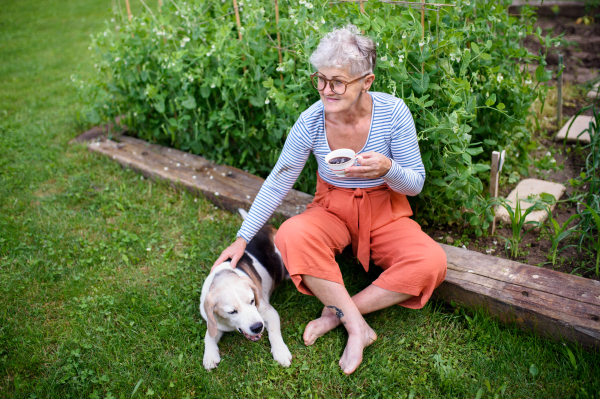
[199,210,292,370]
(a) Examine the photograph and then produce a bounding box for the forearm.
[381,159,425,196]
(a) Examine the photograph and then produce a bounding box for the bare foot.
[303,306,342,346]
[339,323,377,375]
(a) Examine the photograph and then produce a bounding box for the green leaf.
[473,163,491,172]
[461,152,472,164]
[535,65,552,82]
[565,347,577,370]
[529,364,539,377]
[122,254,129,265]
[485,93,496,107]
[483,139,497,146]
[181,95,196,110]
[471,42,480,53]
[432,178,448,187]
[497,102,506,110]
[465,147,483,156]
[479,53,491,60]
[153,98,165,113]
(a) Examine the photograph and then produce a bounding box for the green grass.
[1,0,599,398]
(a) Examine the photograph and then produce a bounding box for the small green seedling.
[544,207,581,266]
[577,201,600,275]
[492,195,548,259]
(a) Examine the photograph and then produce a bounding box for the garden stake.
[231,0,247,74]
[125,0,132,21]
[275,0,283,82]
[489,150,500,235]
[557,53,563,131]
[158,0,162,11]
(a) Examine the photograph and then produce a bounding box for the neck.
[326,91,372,126]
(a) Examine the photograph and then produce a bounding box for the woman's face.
[316,66,375,115]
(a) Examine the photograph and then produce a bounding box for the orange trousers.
[275,175,447,309]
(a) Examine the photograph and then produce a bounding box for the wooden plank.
[82,135,313,219]
[434,244,600,348]
[71,127,600,348]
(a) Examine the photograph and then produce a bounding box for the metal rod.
[557,53,563,130]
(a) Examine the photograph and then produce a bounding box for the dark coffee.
[329,157,351,165]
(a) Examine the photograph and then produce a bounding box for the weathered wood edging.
[72,127,600,349]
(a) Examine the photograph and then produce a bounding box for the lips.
[239,328,262,342]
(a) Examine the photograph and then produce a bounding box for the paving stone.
[587,81,599,100]
[495,178,566,226]
[555,115,593,144]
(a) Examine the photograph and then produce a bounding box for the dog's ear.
[204,292,219,338]
[248,281,261,309]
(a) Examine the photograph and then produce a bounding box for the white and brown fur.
[200,209,292,370]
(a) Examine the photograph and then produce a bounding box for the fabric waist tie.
[318,177,390,272]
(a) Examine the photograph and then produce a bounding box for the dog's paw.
[272,344,292,367]
[203,352,221,371]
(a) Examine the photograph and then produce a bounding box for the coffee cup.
[325,149,357,176]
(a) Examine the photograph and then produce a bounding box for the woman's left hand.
[344,151,392,179]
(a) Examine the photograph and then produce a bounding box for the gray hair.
[309,24,377,77]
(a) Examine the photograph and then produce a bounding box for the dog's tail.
[238,208,249,220]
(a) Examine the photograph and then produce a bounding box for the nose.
[250,322,263,334]
[323,82,336,96]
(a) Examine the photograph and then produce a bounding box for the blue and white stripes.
[237,92,425,243]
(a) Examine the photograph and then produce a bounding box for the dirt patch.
[523,16,600,85]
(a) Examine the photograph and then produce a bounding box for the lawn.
[1,0,599,398]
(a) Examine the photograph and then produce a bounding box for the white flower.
[470,88,473,92]
[276,65,285,72]
[214,192,219,196]
[141,22,146,26]
[293,103,298,108]
[555,42,561,47]
[210,84,215,88]
[115,57,120,62]
[452,125,459,133]
[294,19,298,25]
[486,92,489,98]
[381,56,387,61]
[188,75,194,82]
[419,39,425,47]
[525,78,532,85]
[265,99,270,104]
[398,54,405,63]
[183,36,190,42]
[518,31,523,37]
[497,74,503,83]
[146,247,151,251]
[390,61,394,67]
[545,151,552,157]
[402,33,407,39]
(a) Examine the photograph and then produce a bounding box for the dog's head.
[204,268,263,341]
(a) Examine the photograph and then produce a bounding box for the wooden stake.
[421,0,425,74]
[232,0,243,41]
[158,0,163,12]
[557,53,563,131]
[125,0,132,21]
[275,0,283,82]
[489,151,500,235]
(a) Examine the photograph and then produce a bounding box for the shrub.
[78,0,558,235]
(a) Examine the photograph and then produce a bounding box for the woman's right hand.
[211,236,247,272]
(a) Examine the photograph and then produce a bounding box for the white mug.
[325,149,358,176]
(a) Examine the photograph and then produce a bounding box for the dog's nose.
[250,322,263,334]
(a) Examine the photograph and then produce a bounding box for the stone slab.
[555,115,594,144]
[587,82,599,100]
[495,179,566,226]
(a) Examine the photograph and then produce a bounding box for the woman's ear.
[364,73,375,91]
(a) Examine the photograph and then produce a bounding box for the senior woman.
[212,24,447,375]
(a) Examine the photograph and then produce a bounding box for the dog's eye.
[228,310,237,315]
[250,299,255,305]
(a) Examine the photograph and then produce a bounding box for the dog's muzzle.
[239,322,263,342]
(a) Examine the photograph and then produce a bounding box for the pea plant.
[77,0,558,233]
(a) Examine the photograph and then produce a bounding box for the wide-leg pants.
[275,175,447,309]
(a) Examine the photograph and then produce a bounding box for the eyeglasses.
[310,72,371,95]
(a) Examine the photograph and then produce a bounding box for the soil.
[424,15,599,281]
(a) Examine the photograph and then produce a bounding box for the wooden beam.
[81,134,312,219]
[71,127,600,349]
[434,244,600,349]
